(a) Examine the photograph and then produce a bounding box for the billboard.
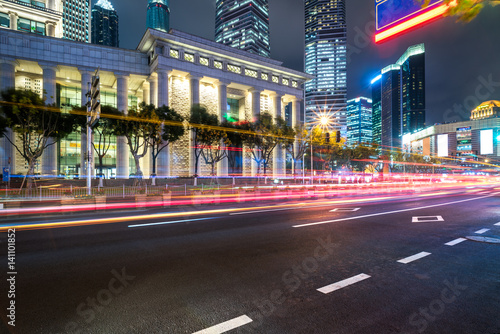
[375,0,454,43]
[480,129,494,155]
[437,134,448,157]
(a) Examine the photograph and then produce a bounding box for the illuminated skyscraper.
[62,0,90,42]
[347,97,372,144]
[147,0,170,32]
[215,0,270,58]
[91,0,119,47]
[371,44,426,149]
[304,0,347,134]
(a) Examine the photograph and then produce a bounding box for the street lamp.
[310,114,334,183]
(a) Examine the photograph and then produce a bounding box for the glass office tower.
[347,97,373,144]
[304,0,347,134]
[215,0,270,58]
[62,0,90,42]
[91,0,119,47]
[147,0,169,32]
[371,44,426,149]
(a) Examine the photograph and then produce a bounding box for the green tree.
[115,103,154,182]
[189,104,217,177]
[420,0,499,22]
[0,88,74,189]
[222,121,250,174]
[198,122,230,178]
[148,105,185,176]
[243,112,290,175]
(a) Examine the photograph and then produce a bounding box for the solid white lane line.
[192,315,253,334]
[317,273,371,294]
[230,207,298,215]
[293,195,492,228]
[445,238,467,246]
[397,252,431,264]
[128,217,217,228]
[475,228,490,234]
[494,222,500,226]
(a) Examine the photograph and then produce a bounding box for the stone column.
[291,97,302,175]
[47,0,56,10]
[249,88,262,176]
[46,21,56,37]
[272,93,284,178]
[157,69,170,107]
[148,75,157,107]
[142,81,150,105]
[41,65,57,176]
[217,81,229,176]
[8,12,17,31]
[116,74,129,179]
[189,75,201,176]
[79,69,93,178]
[0,59,17,175]
[250,88,261,122]
[156,69,171,177]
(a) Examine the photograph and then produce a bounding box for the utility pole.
[86,69,100,195]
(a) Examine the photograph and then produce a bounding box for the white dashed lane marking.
[192,315,253,334]
[475,228,490,234]
[397,252,431,264]
[445,238,467,246]
[412,216,444,223]
[317,273,371,294]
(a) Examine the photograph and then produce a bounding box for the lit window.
[170,49,179,58]
[228,64,241,74]
[200,57,209,66]
[282,78,289,86]
[272,76,279,83]
[245,69,258,78]
[261,73,269,80]
[292,81,298,88]
[214,61,223,69]
[184,53,194,62]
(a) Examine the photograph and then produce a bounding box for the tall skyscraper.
[304,0,347,134]
[147,0,170,32]
[371,44,426,150]
[347,97,373,144]
[91,0,119,47]
[215,0,270,58]
[62,0,90,42]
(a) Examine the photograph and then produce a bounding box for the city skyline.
[111,0,500,128]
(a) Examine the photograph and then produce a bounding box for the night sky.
[114,0,500,126]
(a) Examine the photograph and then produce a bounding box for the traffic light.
[90,70,100,127]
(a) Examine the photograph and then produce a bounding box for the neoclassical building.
[0,27,311,178]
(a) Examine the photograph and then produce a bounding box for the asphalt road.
[1,187,500,334]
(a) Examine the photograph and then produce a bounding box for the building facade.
[304,0,347,135]
[62,0,90,42]
[91,0,118,47]
[147,0,169,33]
[372,44,425,150]
[404,118,500,167]
[215,0,270,58]
[0,28,311,178]
[0,0,63,38]
[470,100,500,120]
[346,97,372,145]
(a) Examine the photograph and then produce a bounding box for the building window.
[170,49,179,58]
[18,18,45,35]
[214,61,223,70]
[282,78,289,86]
[292,81,298,88]
[272,76,279,83]
[184,53,194,63]
[0,13,9,28]
[261,73,269,81]
[245,69,258,78]
[199,57,209,66]
[227,64,241,74]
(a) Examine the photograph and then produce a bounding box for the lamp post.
[310,116,331,184]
